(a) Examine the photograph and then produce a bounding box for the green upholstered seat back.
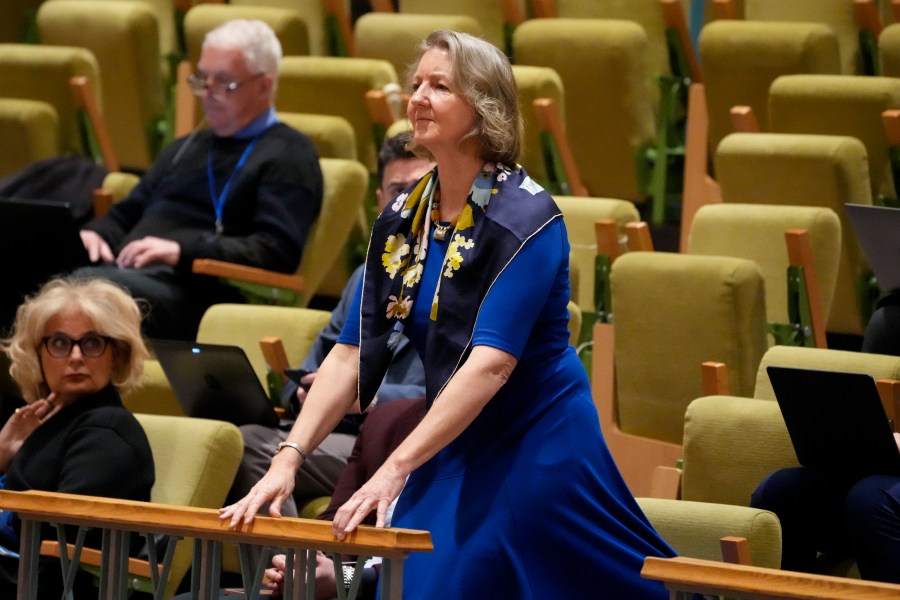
[715,132,872,335]
[637,497,782,568]
[681,395,797,506]
[276,56,397,172]
[512,65,564,189]
[743,0,863,75]
[354,12,483,82]
[0,43,101,157]
[134,413,243,597]
[197,303,332,388]
[553,195,639,316]
[278,111,357,160]
[611,251,767,445]
[699,20,840,157]
[0,98,58,178]
[514,19,655,202]
[879,23,900,78]
[688,203,841,331]
[38,0,166,171]
[768,74,900,201]
[398,0,524,52]
[753,345,900,401]
[230,0,328,56]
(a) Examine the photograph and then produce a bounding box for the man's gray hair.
[203,19,283,76]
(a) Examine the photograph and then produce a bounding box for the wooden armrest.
[624,221,654,251]
[894,0,900,24]
[595,219,622,262]
[785,229,827,349]
[730,105,761,133]
[323,0,355,56]
[365,89,396,130]
[532,0,556,19]
[500,0,526,26]
[368,0,394,11]
[720,536,751,565]
[92,188,114,218]
[712,0,741,19]
[882,109,900,146]
[174,59,196,138]
[532,97,589,197]
[854,0,882,37]
[702,361,730,395]
[681,83,723,253]
[659,0,702,83]
[40,540,152,579]
[260,336,290,384]
[649,465,682,500]
[192,259,305,293]
[875,378,900,432]
[641,555,900,598]
[69,76,119,172]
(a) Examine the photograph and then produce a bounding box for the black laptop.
[767,366,900,479]
[0,197,92,331]
[152,339,281,428]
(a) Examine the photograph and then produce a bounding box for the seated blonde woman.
[0,277,154,599]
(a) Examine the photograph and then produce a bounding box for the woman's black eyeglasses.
[41,333,113,359]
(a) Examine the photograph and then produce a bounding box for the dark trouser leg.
[750,466,855,572]
[71,264,243,341]
[862,302,900,356]
[845,474,900,583]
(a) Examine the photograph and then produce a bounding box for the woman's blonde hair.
[405,30,523,166]
[1,277,149,402]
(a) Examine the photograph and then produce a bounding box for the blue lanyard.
[207,135,260,234]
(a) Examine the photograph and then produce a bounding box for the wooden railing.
[0,490,432,600]
[642,556,900,599]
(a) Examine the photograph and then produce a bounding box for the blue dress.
[340,218,674,598]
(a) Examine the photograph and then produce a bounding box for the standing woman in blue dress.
[222,29,674,598]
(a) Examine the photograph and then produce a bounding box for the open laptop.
[845,203,900,293]
[767,365,900,480]
[0,197,92,332]
[152,339,281,428]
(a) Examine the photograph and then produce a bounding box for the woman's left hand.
[331,462,406,540]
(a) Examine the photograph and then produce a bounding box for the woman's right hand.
[218,452,299,528]
[0,395,57,472]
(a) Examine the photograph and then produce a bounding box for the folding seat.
[37,0,167,172]
[715,132,874,337]
[354,12,483,84]
[230,0,330,56]
[593,250,768,497]
[688,203,841,349]
[397,0,526,58]
[880,22,900,77]
[275,56,398,173]
[277,111,357,160]
[767,74,900,204]
[514,19,656,205]
[0,98,58,178]
[0,43,114,167]
[511,65,564,192]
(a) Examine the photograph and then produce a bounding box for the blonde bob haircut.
[2,277,149,403]
[406,30,523,166]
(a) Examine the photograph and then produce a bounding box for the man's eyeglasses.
[41,333,113,359]
[187,72,264,100]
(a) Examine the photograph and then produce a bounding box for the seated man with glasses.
[74,19,323,341]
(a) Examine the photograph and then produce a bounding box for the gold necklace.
[430,194,458,241]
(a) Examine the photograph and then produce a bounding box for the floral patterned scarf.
[358,162,562,409]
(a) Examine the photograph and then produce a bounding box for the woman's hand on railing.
[332,461,406,541]
[219,451,299,527]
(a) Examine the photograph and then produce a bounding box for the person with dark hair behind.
[226,133,432,520]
